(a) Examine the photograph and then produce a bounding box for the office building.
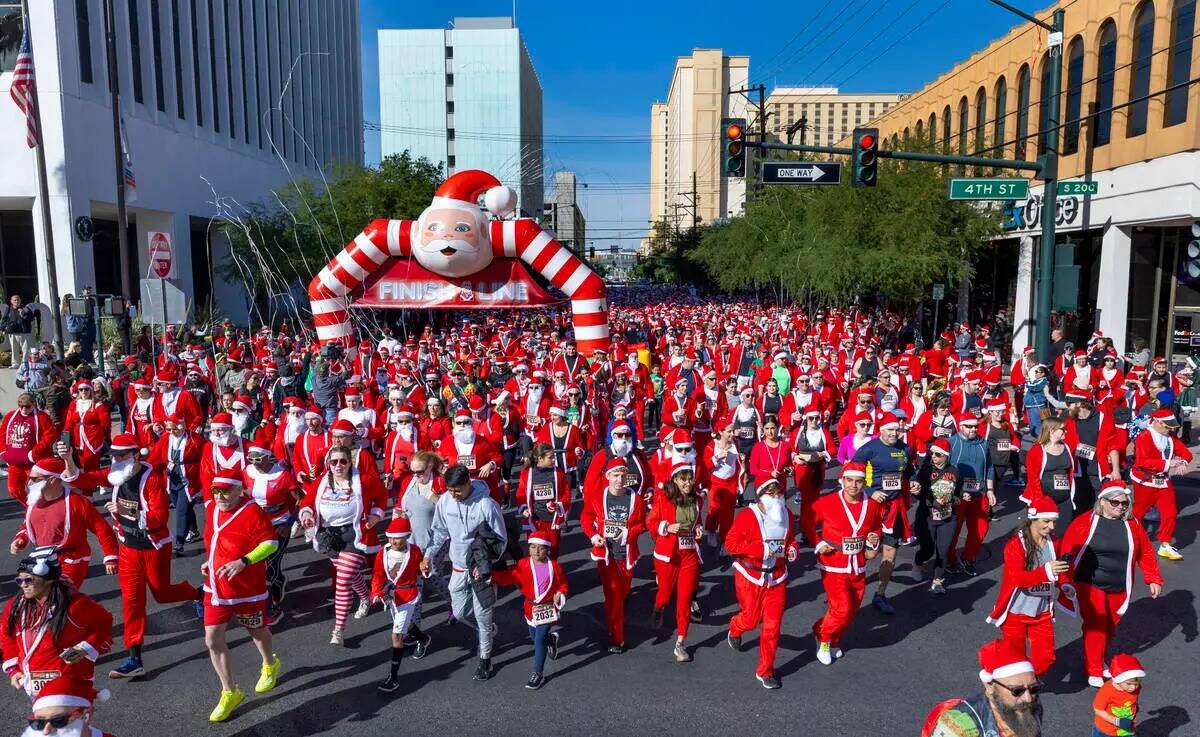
[379,17,543,217]
[766,87,907,146]
[542,171,585,255]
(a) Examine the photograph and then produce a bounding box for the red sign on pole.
[148,231,173,278]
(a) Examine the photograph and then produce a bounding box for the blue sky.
[360,0,1043,247]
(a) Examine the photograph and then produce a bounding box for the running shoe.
[1158,543,1183,561]
[208,688,245,723]
[265,608,284,628]
[673,643,691,662]
[872,593,896,615]
[816,642,833,666]
[354,599,370,619]
[961,560,978,577]
[377,675,400,693]
[330,629,344,646]
[254,655,282,694]
[473,658,493,681]
[525,671,544,690]
[930,579,947,596]
[185,530,202,544]
[727,631,743,652]
[412,633,432,660]
[548,631,560,661]
[756,674,781,689]
[108,657,145,679]
[607,643,625,654]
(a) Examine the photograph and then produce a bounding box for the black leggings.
[266,526,290,607]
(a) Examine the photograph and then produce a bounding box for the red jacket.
[290,430,331,492]
[243,463,299,526]
[492,556,568,626]
[986,531,1070,626]
[200,439,246,505]
[370,544,426,606]
[152,390,203,433]
[13,489,119,568]
[147,430,203,502]
[812,492,883,575]
[62,401,110,463]
[299,470,388,554]
[534,423,585,473]
[647,493,705,564]
[1061,511,1163,616]
[1,407,57,468]
[0,590,113,698]
[1130,427,1193,486]
[382,426,430,480]
[726,505,799,587]
[583,448,651,502]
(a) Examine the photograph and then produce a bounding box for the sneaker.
[354,600,371,619]
[108,656,145,679]
[1087,676,1105,688]
[607,643,625,654]
[254,655,282,694]
[208,687,245,723]
[547,631,560,661]
[673,643,691,663]
[901,536,917,547]
[727,631,743,652]
[817,642,833,666]
[1158,543,1183,561]
[706,532,719,548]
[473,658,493,681]
[961,560,978,577]
[651,608,664,630]
[930,579,947,596]
[265,609,284,628]
[912,564,927,583]
[944,562,964,575]
[412,633,432,660]
[756,674,781,689]
[525,671,544,690]
[690,599,705,622]
[832,647,844,659]
[330,629,344,646]
[1103,668,1112,679]
[872,593,895,615]
[185,530,202,544]
[173,544,186,558]
[377,675,401,693]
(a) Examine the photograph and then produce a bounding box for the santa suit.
[1,407,57,506]
[199,438,246,505]
[151,389,202,434]
[491,556,569,627]
[13,488,118,588]
[912,411,957,458]
[203,497,277,627]
[290,430,331,498]
[63,400,110,472]
[535,422,585,480]
[788,423,835,544]
[1060,511,1163,678]
[445,432,503,501]
[73,463,198,650]
[272,415,310,466]
[579,482,646,647]
[583,447,650,503]
[369,543,426,635]
[647,493,705,638]
[337,405,379,449]
[780,387,827,430]
[126,393,158,446]
[382,424,428,491]
[518,465,571,556]
[148,430,203,545]
[418,414,452,451]
[986,531,1071,676]
[812,492,883,647]
[726,505,799,679]
[1129,426,1193,544]
[699,441,742,545]
[0,590,113,700]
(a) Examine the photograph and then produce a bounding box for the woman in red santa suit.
[724,478,799,690]
[581,457,646,653]
[1,548,113,702]
[369,516,432,694]
[517,444,571,557]
[381,405,428,502]
[125,378,157,445]
[535,404,586,493]
[1,393,58,507]
[748,415,792,497]
[420,397,453,451]
[298,445,387,646]
[151,366,202,434]
[200,413,246,506]
[1129,408,1193,561]
[491,536,568,690]
[444,409,503,502]
[242,429,300,626]
[1061,481,1163,687]
[985,497,1073,677]
[811,462,883,666]
[789,410,835,545]
[11,452,118,589]
[647,462,705,663]
[147,415,203,555]
[62,381,110,473]
[700,419,743,552]
[291,406,330,501]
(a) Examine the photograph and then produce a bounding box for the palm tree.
[1,6,23,64]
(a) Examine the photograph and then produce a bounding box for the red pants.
[61,560,91,589]
[998,611,1056,676]
[6,464,29,507]
[729,576,786,677]
[813,571,865,647]
[1076,582,1126,678]
[119,545,198,648]
[1132,481,1177,544]
[693,432,713,461]
[596,559,632,645]
[654,555,700,638]
[526,521,561,558]
[947,493,990,564]
[792,463,823,543]
[704,476,739,544]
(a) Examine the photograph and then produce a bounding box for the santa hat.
[71,379,92,393]
[31,458,66,479]
[468,395,486,412]
[1022,345,1036,355]
[31,675,109,713]
[840,461,867,480]
[110,433,140,452]
[385,516,412,539]
[1097,480,1131,500]
[610,420,633,435]
[673,376,689,387]
[282,396,302,409]
[428,169,517,218]
[757,477,782,492]
[670,427,692,447]
[232,395,253,411]
[876,412,901,431]
[1151,408,1180,426]
[984,399,1008,413]
[210,412,233,429]
[604,457,627,477]
[668,461,694,479]
[929,438,951,456]
[248,426,274,456]
[978,639,1035,683]
[964,371,983,384]
[739,386,755,397]
[1027,496,1059,520]
[155,365,178,382]
[803,409,822,419]
[1108,653,1145,683]
[453,408,473,422]
[703,368,717,380]
[344,387,361,400]
[211,470,243,492]
[1063,389,1092,403]
[528,534,553,548]
[395,405,416,420]
[130,376,151,390]
[331,418,357,436]
[304,404,324,421]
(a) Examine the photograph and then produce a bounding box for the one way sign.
[761,161,842,185]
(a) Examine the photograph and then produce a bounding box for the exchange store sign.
[1013,194,1081,230]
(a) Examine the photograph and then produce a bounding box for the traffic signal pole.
[1034,9,1066,360]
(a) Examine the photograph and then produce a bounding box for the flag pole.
[103,0,133,351]
[21,0,64,356]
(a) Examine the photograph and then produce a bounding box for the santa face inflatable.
[414,206,492,277]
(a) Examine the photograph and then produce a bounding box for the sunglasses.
[992,680,1044,698]
[210,488,238,498]
[453,421,472,427]
[1104,497,1130,507]
[328,458,350,466]
[28,715,74,731]
[612,433,630,439]
[15,576,37,587]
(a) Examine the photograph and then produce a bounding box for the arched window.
[904,126,911,142]
[974,87,988,154]
[915,119,925,143]
[993,76,1008,157]
[958,97,969,155]
[1128,0,1155,137]
[1165,0,1196,127]
[1015,64,1031,159]
[1094,20,1117,146]
[928,113,937,146]
[1037,52,1059,155]
[1064,37,1085,154]
[942,105,951,152]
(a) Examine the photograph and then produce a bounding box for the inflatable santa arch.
[306,170,609,355]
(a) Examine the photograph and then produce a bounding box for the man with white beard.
[229,396,257,440]
[337,387,377,449]
[583,420,650,503]
[442,409,502,503]
[521,374,551,434]
[150,365,202,434]
[21,675,115,737]
[68,433,202,679]
[200,413,247,505]
[271,398,307,463]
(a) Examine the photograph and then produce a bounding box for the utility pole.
[104,0,133,314]
[691,171,700,227]
[786,116,808,144]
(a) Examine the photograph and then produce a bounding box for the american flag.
[8,15,39,148]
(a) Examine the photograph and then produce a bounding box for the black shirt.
[1073,515,1129,592]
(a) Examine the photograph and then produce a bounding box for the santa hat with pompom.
[32,675,110,712]
[426,169,517,220]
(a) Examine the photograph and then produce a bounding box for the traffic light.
[852,127,879,188]
[1182,222,1200,283]
[721,118,746,178]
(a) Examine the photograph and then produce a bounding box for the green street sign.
[1057,180,1099,196]
[948,178,1030,200]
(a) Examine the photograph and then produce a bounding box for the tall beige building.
[766,87,908,147]
[644,49,750,253]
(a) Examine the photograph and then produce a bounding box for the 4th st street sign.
[762,161,842,185]
[948,178,1030,200]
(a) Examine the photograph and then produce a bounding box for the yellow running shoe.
[255,655,282,693]
[1158,543,1183,561]
[209,687,245,722]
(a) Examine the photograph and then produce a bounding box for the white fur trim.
[990,661,1035,680]
[1113,668,1145,683]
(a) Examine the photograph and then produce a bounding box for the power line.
[751,0,840,86]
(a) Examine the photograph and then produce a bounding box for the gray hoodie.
[426,480,507,570]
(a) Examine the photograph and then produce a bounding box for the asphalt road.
[0,467,1196,737]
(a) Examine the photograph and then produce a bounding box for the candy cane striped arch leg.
[306,218,610,355]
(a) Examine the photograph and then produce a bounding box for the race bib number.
[996,440,1015,453]
[26,670,60,697]
[1076,443,1096,461]
[841,536,865,555]
[881,473,902,492]
[934,426,950,438]
[531,602,559,624]
[622,470,639,489]
[116,497,139,520]
[765,538,785,557]
[736,427,755,439]
[1147,474,1169,489]
[1026,582,1053,598]
[677,532,697,550]
[460,455,476,470]
[604,519,625,539]
[532,482,555,501]
[962,478,981,493]
[931,505,952,522]
[1052,474,1070,491]
[235,610,264,629]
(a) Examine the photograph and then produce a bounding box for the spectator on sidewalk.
[1,293,36,368]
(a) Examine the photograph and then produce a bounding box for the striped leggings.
[332,551,370,630]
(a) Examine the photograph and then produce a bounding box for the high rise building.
[644,49,750,252]
[543,171,586,256]
[379,17,543,218]
[765,87,907,146]
[0,1,362,319]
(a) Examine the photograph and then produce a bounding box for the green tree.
[630,219,715,288]
[693,145,1001,305]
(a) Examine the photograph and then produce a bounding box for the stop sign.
[148,231,172,278]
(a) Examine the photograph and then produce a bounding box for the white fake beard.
[610,438,631,457]
[75,398,94,413]
[529,386,543,401]
[453,427,476,444]
[211,431,236,448]
[761,495,787,525]
[23,719,85,737]
[397,424,414,442]
[107,458,138,486]
[232,411,250,433]
[26,479,50,505]
[287,414,306,436]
